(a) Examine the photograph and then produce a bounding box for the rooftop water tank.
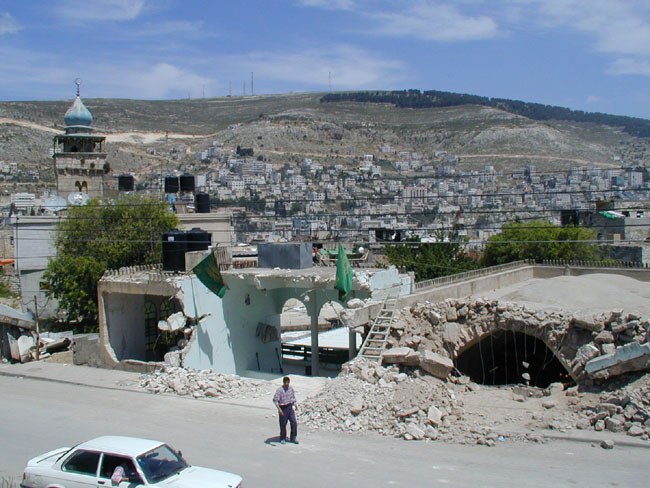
[186,227,212,252]
[195,192,210,213]
[179,174,195,192]
[162,229,187,272]
[118,174,134,192]
[164,176,179,193]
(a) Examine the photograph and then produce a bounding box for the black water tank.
[179,174,195,192]
[118,174,134,192]
[162,229,187,271]
[186,227,212,252]
[164,176,179,193]
[196,192,210,213]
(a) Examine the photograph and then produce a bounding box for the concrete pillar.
[309,289,319,376]
[348,327,357,360]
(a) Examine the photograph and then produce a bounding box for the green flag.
[193,251,227,298]
[334,244,353,301]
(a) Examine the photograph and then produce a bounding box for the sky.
[1,0,650,119]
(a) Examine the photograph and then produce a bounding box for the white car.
[21,436,242,488]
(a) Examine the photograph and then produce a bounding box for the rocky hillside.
[1,92,649,194]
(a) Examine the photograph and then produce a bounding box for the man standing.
[273,376,298,444]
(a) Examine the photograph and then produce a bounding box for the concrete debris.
[578,373,650,441]
[584,342,650,379]
[381,347,420,366]
[387,297,650,384]
[600,439,615,449]
[296,358,537,446]
[419,350,454,379]
[158,311,186,332]
[139,366,269,399]
[135,295,650,446]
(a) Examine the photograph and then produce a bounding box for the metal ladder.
[357,296,398,362]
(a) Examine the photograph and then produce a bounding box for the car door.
[59,449,101,488]
[98,454,145,487]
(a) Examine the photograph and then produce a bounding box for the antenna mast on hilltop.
[251,72,254,96]
[229,81,232,97]
[329,72,331,92]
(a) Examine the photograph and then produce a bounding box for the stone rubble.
[297,359,535,445]
[386,298,650,384]
[136,296,650,446]
[138,366,270,399]
[577,373,650,440]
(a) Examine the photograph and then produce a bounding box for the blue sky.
[1,0,650,119]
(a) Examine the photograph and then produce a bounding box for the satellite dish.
[68,192,90,206]
[42,196,68,212]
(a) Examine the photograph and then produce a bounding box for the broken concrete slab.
[381,347,420,366]
[585,342,650,378]
[419,350,454,379]
[571,313,604,332]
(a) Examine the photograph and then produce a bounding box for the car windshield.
[136,445,188,484]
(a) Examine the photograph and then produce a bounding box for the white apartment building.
[12,192,36,209]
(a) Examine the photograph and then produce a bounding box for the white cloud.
[237,45,404,89]
[0,12,20,35]
[586,95,600,104]
[296,0,356,10]
[121,20,209,39]
[56,0,147,21]
[96,62,213,99]
[526,0,650,57]
[368,1,499,42]
[608,58,650,76]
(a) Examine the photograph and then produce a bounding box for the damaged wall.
[386,298,650,385]
[105,293,146,361]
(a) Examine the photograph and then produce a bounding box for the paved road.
[0,374,647,488]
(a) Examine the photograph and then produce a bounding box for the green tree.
[481,220,601,266]
[384,231,478,281]
[42,194,178,329]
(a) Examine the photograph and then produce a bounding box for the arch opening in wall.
[454,330,574,388]
[279,298,351,375]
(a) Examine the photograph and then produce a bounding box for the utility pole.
[251,72,254,96]
[34,296,40,361]
[329,72,331,91]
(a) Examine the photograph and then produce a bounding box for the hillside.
[0,91,649,195]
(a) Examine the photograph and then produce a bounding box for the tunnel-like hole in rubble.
[455,330,575,388]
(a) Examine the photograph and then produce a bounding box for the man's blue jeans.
[279,404,297,441]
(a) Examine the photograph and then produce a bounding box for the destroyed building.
[97,242,410,375]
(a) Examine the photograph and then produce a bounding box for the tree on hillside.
[42,194,178,330]
[481,220,601,266]
[384,231,479,281]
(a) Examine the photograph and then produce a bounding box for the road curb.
[539,431,650,450]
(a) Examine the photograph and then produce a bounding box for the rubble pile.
[385,298,650,384]
[578,374,650,440]
[139,366,270,399]
[298,359,531,444]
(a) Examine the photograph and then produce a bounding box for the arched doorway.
[455,330,574,388]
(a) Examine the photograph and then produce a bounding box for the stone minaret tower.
[52,79,108,201]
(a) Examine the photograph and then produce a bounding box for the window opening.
[62,450,100,476]
[100,454,143,485]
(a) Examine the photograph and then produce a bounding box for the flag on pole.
[334,244,353,301]
[193,251,227,298]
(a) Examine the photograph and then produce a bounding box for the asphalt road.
[0,374,647,488]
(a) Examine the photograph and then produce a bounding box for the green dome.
[64,96,93,127]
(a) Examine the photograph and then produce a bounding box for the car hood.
[157,466,242,488]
